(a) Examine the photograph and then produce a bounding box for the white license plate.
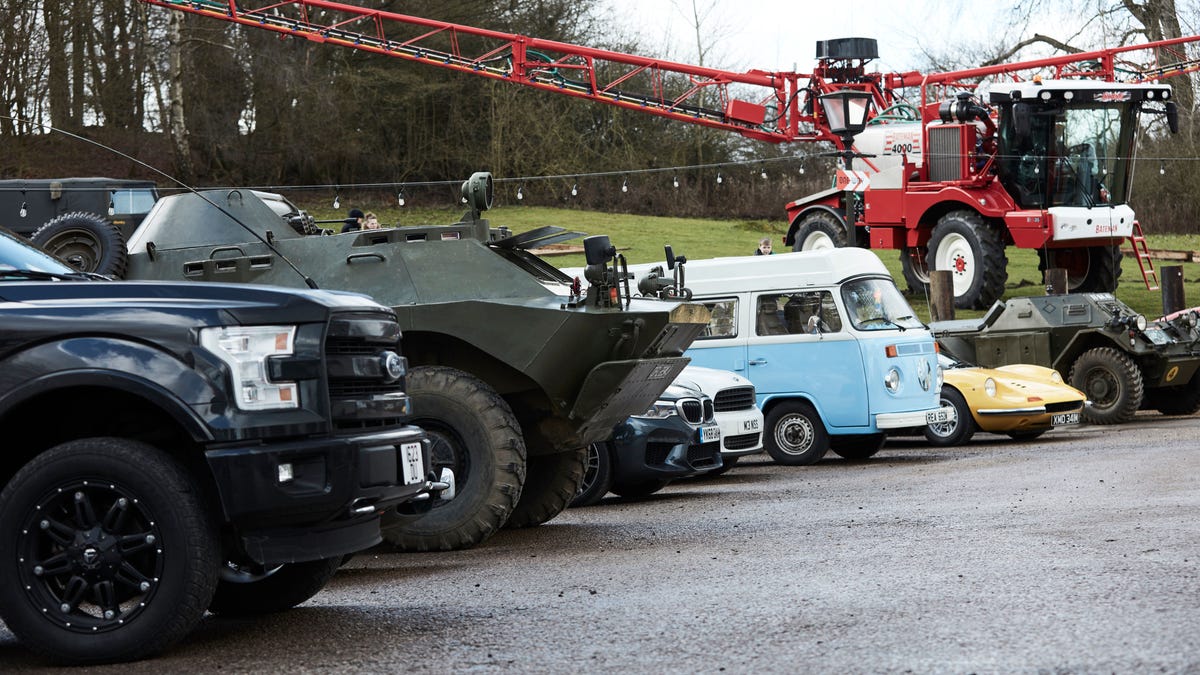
[1051,412,1081,426]
[926,410,949,424]
[742,418,761,432]
[698,425,721,443]
[400,442,425,486]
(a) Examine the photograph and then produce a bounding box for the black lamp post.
[819,89,874,169]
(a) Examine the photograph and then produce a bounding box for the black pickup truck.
[0,227,444,664]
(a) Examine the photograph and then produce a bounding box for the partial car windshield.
[841,278,926,331]
[0,228,82,278]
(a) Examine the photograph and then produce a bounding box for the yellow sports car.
[925,352,1088,446]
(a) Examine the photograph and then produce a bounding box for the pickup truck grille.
[325,313,410,430]
[714,386,756,412]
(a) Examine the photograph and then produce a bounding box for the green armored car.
[932,292,1200,425]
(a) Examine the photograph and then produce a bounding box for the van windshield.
[841,278,925,331]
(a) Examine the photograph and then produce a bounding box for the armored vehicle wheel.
[380,366,525,551]
[791,210,848,251]
[831,433,886,459]
[1037,246,1123,293]
[928,210,1007,310]
[610,479,670,499]
[900,247,931,294]
[1145,376,1200,416]
[207,557,341,616]
[764,401,829,465]
[506,446,587,527]
[571,442,614,507]
[1069,347,1143,424]
[30,212,128,278]
[923,388,975,446]
[0,438,218,665]
[1006,430,1047,441]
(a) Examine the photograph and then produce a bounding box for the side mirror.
[1167,101,1179,134]
[664,245,676,270]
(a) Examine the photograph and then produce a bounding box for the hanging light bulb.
[799,165,806,175]
[517,184,524,200]
[571,183,578,197]
[1160,161,1166,175]
[108,197,115,216]
[716,172,723,185]
[19,201,27,218]
[621,179,628,193]
[397,189,406,207]
[672,175,679,189]
[333,192,340,209]
[760,166,768,180]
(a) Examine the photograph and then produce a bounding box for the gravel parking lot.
[3,413,1198,673]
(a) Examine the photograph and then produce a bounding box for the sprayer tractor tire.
[380,366,525,551]
[1037,245,1123,293]
[791,210,849,251]
[30,212,128,278]
[928,210,1008,310]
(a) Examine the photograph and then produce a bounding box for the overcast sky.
[600,0,1075,74]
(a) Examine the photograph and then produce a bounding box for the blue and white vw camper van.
[628,248,947,465]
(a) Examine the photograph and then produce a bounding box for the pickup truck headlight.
[200,325,299,410]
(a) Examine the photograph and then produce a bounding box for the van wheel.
[571,442,613,507]
[764,401,829,465]
[30,212,128,278]
[0,438,218,664]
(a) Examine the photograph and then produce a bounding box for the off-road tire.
[609,479,671,499]
[506,446,586,526]
[1146,375,1200,416]
[791,210,849,251]
[30,212,129,278]
[924,387,976,446]
[831,433,886,459]
[1069,347,1143,424]
[207,557,341,616]
[928,210,1008,310]
[900,247,931,295]
[1037,245,1123,293]
[764,400,829,465]
[380,366,525,551]
[571,442,614,508]
[0,438,218,665]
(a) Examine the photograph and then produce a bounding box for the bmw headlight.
[884,368,900,393]
[635,400,678,419]
[200,325,299,410]
[984,378,997,397]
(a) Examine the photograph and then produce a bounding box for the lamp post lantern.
[819,89,874,169]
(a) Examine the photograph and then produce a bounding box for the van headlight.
[884,368,900,393]
[200,325,299,410]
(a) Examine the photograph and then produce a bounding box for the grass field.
[306,201,1200,321]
